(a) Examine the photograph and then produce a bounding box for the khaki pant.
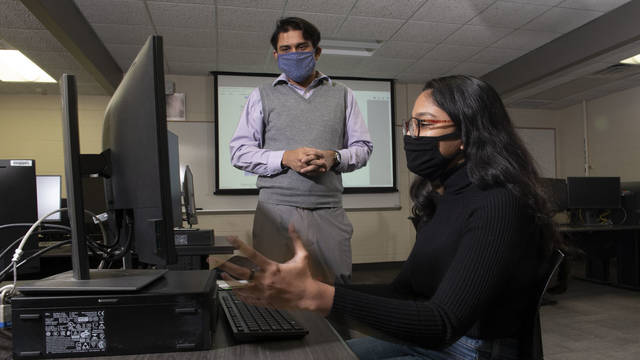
[252,201,353,284]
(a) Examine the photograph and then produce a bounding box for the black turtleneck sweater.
[330,165,543,349]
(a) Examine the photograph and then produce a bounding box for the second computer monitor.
[567,176,621,209]
[36,175,61,221]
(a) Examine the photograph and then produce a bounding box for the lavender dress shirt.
[229,73,373,176]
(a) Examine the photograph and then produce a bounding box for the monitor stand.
[17,269,167,294]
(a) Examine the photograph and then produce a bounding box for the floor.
[350,261,640,359]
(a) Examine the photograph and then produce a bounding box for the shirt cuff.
[268,150,286,174]
[334,149,347,172]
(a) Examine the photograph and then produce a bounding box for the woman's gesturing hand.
[217,224,335,316]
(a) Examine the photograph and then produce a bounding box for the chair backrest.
[519,248,565,360]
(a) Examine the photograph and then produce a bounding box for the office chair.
[519,248,565,360]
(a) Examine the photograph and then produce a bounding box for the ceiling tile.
[218,50,269,66]
[285,0,357,15]
[527,77,608,100]
[523,7,602,33]
[317,55,365,75]
[283,12,346,37]
[167,61,216,76]
[395,72,434,84]
[405,59,457,74]
[506,0,563,5]
[164,46,216,63]
[74,0,151,26]
[0,0,45,30]
[104,44,142,71]
[469,1,550,29]
[410,0,494,24]
[358,58,414,75]
[217,7,281,32]
[490,29,560,50]
[557,0,631,12]
[147,2,215,29]
[91,24,154,46]
[393,21,461,43]
[21,51,82,70]
[422,44,483,62]
[336,16,404,41]
[444,25,512,47]
[350,0,426,20]
[0,29,66,52]
[215,0,285,10]
[446,62,498,76]
[156,27,216,48]
[146,0,214,4]
[373,41,435,59]
[468,47,526,64]
[218,30,270,51]
[0,38,12,49]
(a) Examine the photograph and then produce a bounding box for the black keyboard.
[219,291,309,342]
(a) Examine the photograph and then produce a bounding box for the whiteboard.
[515,127,556,178]
[167,121,400,213]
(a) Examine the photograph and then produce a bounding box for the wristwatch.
[332,150,341,169]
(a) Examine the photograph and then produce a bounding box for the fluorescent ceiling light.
[620,53,640,65]
[0,50,56,83]
[320,39,381,57]
[322,48,374,56]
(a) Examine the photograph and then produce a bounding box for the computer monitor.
[167,131,182,228]
[102,35,177,267]
[19,36,177,292]
[183,165,198,227]
[540,178,568,213]
[567,176,621,225]
[36,175,61,221]
[567,177,621,209]
[0,159,39,274]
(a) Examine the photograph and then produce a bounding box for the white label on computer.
[10,159,32,167]
[175,234,188,245]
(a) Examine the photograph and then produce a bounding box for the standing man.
[229,17,372,284]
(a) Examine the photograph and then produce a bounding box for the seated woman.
[217,75,561,360]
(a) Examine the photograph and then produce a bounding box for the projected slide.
[215,73,396,194]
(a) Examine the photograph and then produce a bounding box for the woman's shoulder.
[472,184,528,214]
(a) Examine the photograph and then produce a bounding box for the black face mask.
[404,134,462,182]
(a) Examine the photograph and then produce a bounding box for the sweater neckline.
[443,163,472,195]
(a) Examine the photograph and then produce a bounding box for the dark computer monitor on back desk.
[567,176,621,225]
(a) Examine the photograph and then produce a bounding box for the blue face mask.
[277,51,316,83]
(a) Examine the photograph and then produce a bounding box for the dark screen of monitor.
[0,159,38,270]
[567,177,621,209]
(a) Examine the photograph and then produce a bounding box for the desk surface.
[558,224,640,232]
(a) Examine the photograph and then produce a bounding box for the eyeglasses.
[403,117,455,138]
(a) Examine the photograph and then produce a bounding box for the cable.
[0,229,70,261]
[9,208,107,290]
[0,223,70,231]
[0,240,72,282]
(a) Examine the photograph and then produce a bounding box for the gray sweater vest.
[257,80,346,208]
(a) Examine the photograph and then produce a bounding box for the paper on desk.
[209,254,235,268]
[217,279,249,290]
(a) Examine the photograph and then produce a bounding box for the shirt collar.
[272,72,331,88]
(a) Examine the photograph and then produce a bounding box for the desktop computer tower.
[12,270,217,359]
[0,159,39,275]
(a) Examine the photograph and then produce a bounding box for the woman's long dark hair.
[410,75,561,253]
